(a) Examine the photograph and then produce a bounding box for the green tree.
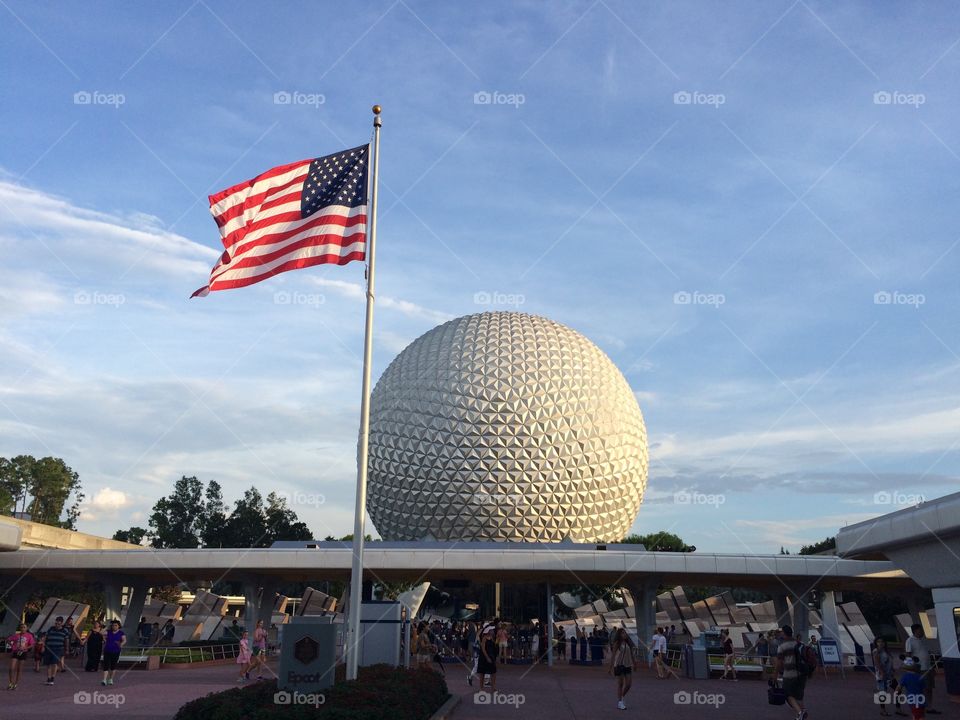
[220,487,268,547]
[264,492,313,542]
[200,480,228,547]
[0,455,83,529]
[148,476,204,548]
[112,526,148,545]
[0,456,32,515]
[622,531,696,552]
[799,537,836,555]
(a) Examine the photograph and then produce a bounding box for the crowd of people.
[405,616,941,718]
[5,615,128,689]
[4,613,275,692]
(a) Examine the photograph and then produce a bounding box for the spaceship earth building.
[366,312,648,543]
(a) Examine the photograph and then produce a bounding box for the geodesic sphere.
[366,312,648,542]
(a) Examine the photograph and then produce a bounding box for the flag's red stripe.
[208,158,311,209]
[212,175,307,230]
[208,250,366,292]
[223,210,367,262]
[211,229,366,281]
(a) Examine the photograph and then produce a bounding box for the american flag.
[192,144,369,297]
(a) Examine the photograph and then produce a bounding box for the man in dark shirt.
[43,617,70,685]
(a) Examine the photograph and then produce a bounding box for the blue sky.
[2,1,959,553]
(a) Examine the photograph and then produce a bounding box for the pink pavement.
[3,655,956,719]
[449,662,959,720]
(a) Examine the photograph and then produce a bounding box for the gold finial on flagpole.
[372,104,381,115]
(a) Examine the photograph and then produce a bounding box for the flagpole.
[346,104,381,681]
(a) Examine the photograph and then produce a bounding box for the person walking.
[62,617,79,669]
[83,621,104,672]
[570,627,578,662]
[774,625,808,720]
[467,622,480,686]
[896,656,928,720]
[101,619,126,686]
[7,622,34,690]
[652,627,675,679]
[42,617,70,686]
[496,624,508,663]
[236,630,253,682]
[906,624,940,715]
[137,616,151,647]
[721,628,738,681]
[250,619,269,680]
[416,621,433,667]
[32,631,45,673]
[578,626,587,662]
[610,627,635,710]
[477,625,497,692]
[872,638,898,716]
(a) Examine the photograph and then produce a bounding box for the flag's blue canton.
[301,144,369,218]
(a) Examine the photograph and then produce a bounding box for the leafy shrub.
[174,664,447,720]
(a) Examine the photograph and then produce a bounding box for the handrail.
[146,642,242,664]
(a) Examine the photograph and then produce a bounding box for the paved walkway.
[1,659,250,719]
[2,656,956,719]
[446,662,959,720]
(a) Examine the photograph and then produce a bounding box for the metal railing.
[146,643,242,664]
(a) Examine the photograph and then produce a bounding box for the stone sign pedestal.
[278,616,339,692]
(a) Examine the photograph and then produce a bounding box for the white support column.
[933,587,960,659]
[773,594,791,628]
[242,577,260,634]
[103,583,123,623]
[257,577,279,629]
[820,590,841,642]
[791,588,811,642]
[627,578,659,658]
[932,587,960,699]
[122,581,149,638]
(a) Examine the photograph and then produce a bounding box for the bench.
[117,653,160,670]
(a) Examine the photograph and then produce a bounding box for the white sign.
[818,638,842,666]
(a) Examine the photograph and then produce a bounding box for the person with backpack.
[775,625,810,720]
